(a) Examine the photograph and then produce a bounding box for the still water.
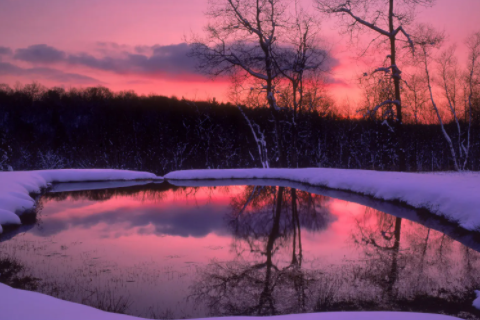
[1,182,479,319]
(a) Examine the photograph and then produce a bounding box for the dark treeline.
[0,84,479,175]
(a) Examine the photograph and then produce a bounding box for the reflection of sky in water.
[34,203,230,238]
[1,185,480,319]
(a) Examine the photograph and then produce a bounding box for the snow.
[165,169,480,231]
[0,168,477,319]
[474,290,480,310]
[0,169,162,233]
[167,178,480,252]
[0,283,462,320]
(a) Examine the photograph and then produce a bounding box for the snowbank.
[165,169,480,231]
[474,290,480,310]
[0,168,472,319]
[0,169,162,233]
[0,283,461,320]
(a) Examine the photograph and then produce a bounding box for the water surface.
[1,182,479,319]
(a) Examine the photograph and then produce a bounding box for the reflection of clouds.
[34,185,338,242]
[32,204,229,238]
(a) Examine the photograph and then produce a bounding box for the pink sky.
[0,0,479,105]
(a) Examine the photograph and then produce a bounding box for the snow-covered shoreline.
[0,168,476,320]
[165,168,480,232]
[0,169,162,233]
[0,283,462,320]
[2,168,480,234]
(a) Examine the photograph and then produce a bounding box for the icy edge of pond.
[0,169,162,233]
[474,291,480,310]
[165,168,480,232]
[0,284,462,320]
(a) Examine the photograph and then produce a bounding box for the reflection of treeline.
[42,182,179,202]
[1,85,479,173]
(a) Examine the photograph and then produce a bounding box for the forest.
[0,83,479,175]
[3,1,479,174]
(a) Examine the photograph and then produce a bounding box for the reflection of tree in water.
[351,208,403,299]
[340,207,480,317]
[191,186,331,316]
[193,192,480,319]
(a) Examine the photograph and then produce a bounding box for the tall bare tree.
[414,25,460,170]
[190,0,331,168]
[464,31,480,169]
[314,0,435,171]
[437,46,468,169]
[273,3,329,167]
[190,0,289,166]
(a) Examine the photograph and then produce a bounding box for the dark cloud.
[67,43,198,78]
[14,44,66,64]
[0,46,12,56]
[7,42,341,84]
[67,53,118,71]
[0,62,101,84]
[3,42,202,84]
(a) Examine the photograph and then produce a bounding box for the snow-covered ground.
[0,168,479,320]
[3,168,479,233]
[0,283,462,320]
[474,291,480,310]
[0,169,162,233]
[165,168,480,231]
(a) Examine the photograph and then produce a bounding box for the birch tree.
[238,105,270,168]
[414,25,460,171]
[314,0,435,171]
[464,31,480,169]
[437,46,468,168]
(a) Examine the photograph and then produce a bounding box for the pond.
[1,181,479,319]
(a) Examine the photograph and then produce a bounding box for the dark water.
[1,182,480,319]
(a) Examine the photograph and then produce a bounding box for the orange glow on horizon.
[0,0,478,112]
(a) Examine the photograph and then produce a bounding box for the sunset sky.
[0,0,479,106]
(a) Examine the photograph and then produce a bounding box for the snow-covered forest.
[2,1,480,319]
[0,84,479,175]
[1,0,479,175]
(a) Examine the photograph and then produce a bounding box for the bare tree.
[238,105,270,168]
[190,0,290,166]
[403,72,430,125]
[314,0,435,171]
[402,72,430,170]
[437,45,469,169]
[414,25,460,171]
[272,2,329,167]
[464,31,480,169]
